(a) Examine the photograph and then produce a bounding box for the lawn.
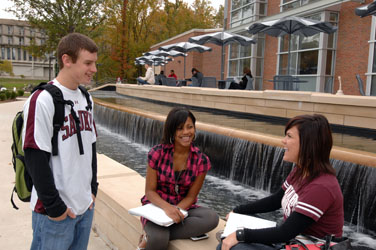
[0,78,45,90]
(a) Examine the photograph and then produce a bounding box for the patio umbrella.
[247,16,337,75]
[159,42,212,78]
[188,31,256,80]
[355,1,376,17]
[143,50,186,72]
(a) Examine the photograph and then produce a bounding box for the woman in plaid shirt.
[138,107,219,250]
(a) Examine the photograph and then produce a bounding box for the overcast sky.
[0,0,223,20]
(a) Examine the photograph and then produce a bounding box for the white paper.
[221,212,276,238]
[129,203,188,227]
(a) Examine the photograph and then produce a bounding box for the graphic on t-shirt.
[61,110,93,141]
[282,183,298,217]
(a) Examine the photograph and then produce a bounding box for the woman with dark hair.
[229,67,253,90]
[218,114,344,250]
[137,107,219,250]
[189,68,204,86]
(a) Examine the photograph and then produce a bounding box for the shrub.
[0,93,5,101]
[10,91,16,99]
[17,89,24,96]
[5,91,11,99]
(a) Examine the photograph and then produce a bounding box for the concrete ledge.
[93,154,225,250]
[112,84,376,130]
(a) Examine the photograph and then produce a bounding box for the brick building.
[151,0,376,96]
[0,18,52,79]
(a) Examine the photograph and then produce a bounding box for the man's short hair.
[57,33,98,69]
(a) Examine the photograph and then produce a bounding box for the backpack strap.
[78,85,92,111]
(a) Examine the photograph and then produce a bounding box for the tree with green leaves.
[8,0,106,56]
[0,60,14,76]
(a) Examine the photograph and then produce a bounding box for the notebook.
[221,212,276,238]
[129,203,188,227]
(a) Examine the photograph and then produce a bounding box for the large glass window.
[277,12,338,92]
[230,0,267,28]
[369,19,376,96]
[281,0,320,12]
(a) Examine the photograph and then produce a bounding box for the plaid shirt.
[141,143,211,208]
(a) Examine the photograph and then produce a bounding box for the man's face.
[70,49,97,85]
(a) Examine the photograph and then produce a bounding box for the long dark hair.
[285,114,335,184]
[161,107,196,144]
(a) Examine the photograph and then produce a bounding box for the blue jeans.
[216,242,281,250]
[137,78,150,85]
[31,207,94,250]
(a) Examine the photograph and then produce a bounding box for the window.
[12,48,16,60]
[17,48,21,60]
[7,25,13,35]
[19,37,24,45]
[7,36,12,45]
[230,0,267,28]
[7,48,10,60]
[23,50,27,61]
[281,0,320,12]
[276,12,338,92]
[1,47,4,60]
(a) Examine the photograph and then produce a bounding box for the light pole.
[49,56,56,81]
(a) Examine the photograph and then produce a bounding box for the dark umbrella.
[159,42,212,78]
[189,31,256,80]
[355,1,376,17]
[143,50,187,72]
[247,16,337,75]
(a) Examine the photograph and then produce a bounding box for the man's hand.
[221,232,239,250]
[89,194,96,210]
[48,207,76,221]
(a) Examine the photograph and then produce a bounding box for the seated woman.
[218,114,344,250]
[229,67,253,90]
[138,107,219,250]
[187,68,204,86]
[137,62,155,85]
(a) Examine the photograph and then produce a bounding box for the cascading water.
[94,103,376,240]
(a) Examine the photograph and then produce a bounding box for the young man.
[22,33,98,250]
[137,62,155,85]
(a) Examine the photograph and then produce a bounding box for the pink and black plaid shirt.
[141,143,211,208]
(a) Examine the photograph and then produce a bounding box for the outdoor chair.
[202,77,217,88]
[164,77,177,87]
[356,74,366,96]
[224,78,233,89]
[244,76,254,90]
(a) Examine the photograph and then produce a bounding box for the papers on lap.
[129,203,188,227]
[221,212,276,238]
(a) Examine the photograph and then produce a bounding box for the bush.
[5,91,11,99]
[0,93,5,101]
[17,89,24,97]
[10,91,16,99]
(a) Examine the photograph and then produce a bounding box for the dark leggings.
[144,206,219,250]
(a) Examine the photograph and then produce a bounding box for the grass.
[0,78,45,90]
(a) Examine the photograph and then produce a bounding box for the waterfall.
[95,104,376,233]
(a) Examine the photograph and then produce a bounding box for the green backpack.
[10,82,92,209]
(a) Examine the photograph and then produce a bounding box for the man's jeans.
[137,78,150,85]
[31,207,94,250]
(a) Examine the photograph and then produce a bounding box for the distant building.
[0,18,53,79]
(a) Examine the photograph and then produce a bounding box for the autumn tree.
[0,60,14,76]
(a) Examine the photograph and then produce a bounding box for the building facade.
[225,0,375,95]
[150,0,375,96]
[0,18,52,79]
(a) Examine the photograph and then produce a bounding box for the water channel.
[92,90,376,250]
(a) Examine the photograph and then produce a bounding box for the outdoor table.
[218,80,226,89]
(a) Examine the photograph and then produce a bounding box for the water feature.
[93,93,376,250]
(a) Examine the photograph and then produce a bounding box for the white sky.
[0,0,224,20]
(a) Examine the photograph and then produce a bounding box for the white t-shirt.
[22,79,96,215]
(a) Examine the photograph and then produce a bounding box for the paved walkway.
[0,99,110,249]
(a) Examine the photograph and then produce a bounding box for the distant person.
[137,62,155,85]
[168,69,177,80]
[188,68,203,87]
[116,77,122,84]
[218,114,344,250]
[137,107,219,250]
[157,70,166,85]
[229,67,253,90]
[22,33,98,250]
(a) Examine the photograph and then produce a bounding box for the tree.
[0,60,14,76]
[8,0,106,56]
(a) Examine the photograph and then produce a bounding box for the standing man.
[22,33,98,250]
[137,62,155,85]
